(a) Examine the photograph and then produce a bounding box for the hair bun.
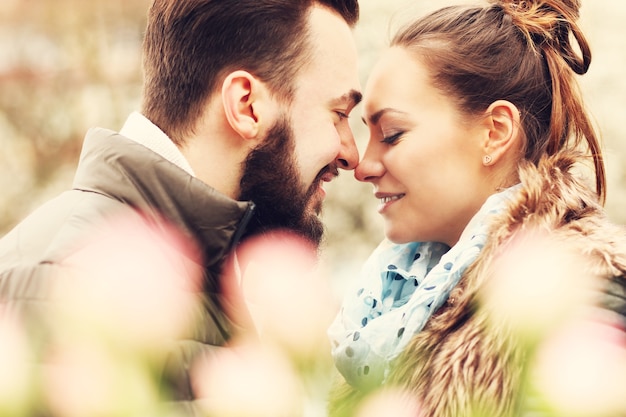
[491,0,590,74]
[496,0,581,20]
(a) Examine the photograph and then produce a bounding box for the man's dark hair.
[141,0,359,145]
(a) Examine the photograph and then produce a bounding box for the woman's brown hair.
[392,0,606,203]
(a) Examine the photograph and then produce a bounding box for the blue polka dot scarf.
[328,186,520,389]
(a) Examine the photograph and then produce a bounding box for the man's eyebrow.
[331,89,363,108]
[362,108,408,126]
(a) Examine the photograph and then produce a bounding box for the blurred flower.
[224,230,339,359]
[354,387,422,417]
[215,231,342,416]
[530,309,626,417]
[481,227,626,416]
[0,316,32,416]
[480,228,597,342]
[0,0,18,18]
[29,214,205,416]
[192,342,303,417]
[53,215,203,353]
[43,344,160,417]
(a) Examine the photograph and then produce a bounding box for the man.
[0,0,362,413]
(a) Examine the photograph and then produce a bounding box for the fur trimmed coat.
[328,152,626,417]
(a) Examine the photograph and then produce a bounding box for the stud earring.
[483,155,493,165]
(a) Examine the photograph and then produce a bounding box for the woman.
[328,0,626,416]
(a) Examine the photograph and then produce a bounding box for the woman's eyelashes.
[381,131,404,144]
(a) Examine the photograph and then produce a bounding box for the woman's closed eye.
[381,131,404,144]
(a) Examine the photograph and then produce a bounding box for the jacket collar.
[72,128,254,276]
[119,111,196,176]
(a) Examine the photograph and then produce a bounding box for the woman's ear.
[221,70,276,141]
[481,100,522,165]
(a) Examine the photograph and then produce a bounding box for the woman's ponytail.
[494,0,590,74]
[492,0,605,202]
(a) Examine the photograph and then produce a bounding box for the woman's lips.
[375,192,405,213]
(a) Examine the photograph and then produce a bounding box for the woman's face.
[356,47,494,246]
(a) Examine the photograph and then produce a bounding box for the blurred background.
[1,0,625,289]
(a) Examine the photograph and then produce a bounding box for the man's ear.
[481,100,522,165]
[221,70,275,140]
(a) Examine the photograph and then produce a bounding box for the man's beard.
[238,116,328,246]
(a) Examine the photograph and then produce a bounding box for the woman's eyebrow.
[362,108,408,126]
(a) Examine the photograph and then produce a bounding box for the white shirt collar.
[119,112,196,177]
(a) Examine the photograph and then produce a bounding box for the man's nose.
[335,125,359,170]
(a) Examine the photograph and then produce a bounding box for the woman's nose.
[354,145,384,182]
